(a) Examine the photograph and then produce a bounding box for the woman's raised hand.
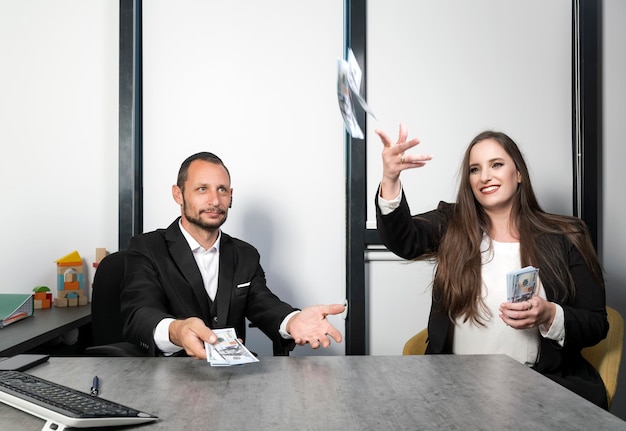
[375,123,432,199]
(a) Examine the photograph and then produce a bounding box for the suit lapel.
[165,219,212,321]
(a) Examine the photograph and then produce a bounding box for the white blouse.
[452,236,545,366]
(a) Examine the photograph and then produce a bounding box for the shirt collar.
[178,219,221,253]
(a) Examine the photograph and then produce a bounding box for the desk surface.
[0,305,91,356]
[1,355,624,430]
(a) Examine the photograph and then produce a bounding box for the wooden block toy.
[32,286,53,309]
[54,297,68,307]
[95,248,107,267]
[54,251,88,307]
[65,281,80,290]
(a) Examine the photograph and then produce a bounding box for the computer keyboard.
[0,370,158,430]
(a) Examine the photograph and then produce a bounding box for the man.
[120,152,345,358]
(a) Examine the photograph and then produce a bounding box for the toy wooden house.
[54,250,88,307]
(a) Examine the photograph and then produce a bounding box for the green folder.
[0,294,34,328]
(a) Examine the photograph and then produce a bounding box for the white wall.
[365,0,573,355]
[0,1,118,297]
[140,0,346,356]
[602,0,626,419]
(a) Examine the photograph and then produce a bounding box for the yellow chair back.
[582,306,624,409]
[402,327,428,356]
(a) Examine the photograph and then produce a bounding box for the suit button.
[213,317,218,323]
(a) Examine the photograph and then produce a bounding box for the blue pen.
[90,376,99,396]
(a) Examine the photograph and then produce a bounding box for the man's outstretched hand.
[286,303,345,349]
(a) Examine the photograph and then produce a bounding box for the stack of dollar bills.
[204,328,259,366]
[507,266,539,303]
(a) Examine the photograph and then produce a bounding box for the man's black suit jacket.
[376,192,609,409]
[120,218,297,356]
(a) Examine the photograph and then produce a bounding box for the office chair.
[402,327,428,355]
[84,250,147,356]
[403,307,624,409]
[582,306,624,409]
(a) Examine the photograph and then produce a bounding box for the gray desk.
[0,305,91,356]
[1,355,625,430]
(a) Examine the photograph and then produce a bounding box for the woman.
[375,124,608,408]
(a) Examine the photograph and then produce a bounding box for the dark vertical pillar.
[345,0,367,355]
[573,0,602,250]
[118,0,143,250]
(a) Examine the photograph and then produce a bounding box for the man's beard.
[183,201,227,231]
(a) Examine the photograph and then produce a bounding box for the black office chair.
[84,250,147,357]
